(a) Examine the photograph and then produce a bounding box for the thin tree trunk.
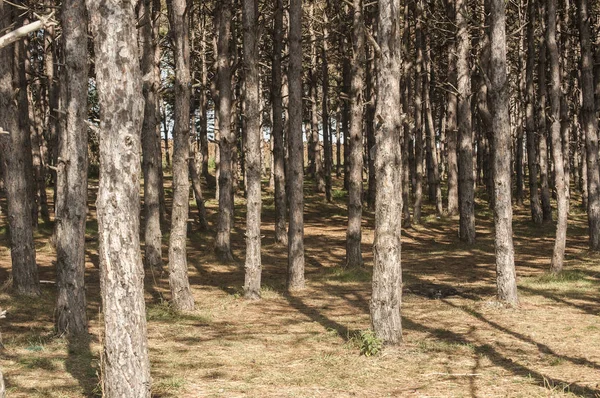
[55,0,89,335]
[346,0,365,269]
[140,0,163,271]
[547,0,568,272]
[525,0,543,224]
[189,124,209,230]
[243,0,262,299]
[287,0,305,290]
[85,0,151,394]
[489,0,518,305]
[272,0,287,245]
[215,0,235,261]
[0,3,40,296]
[457,0,476,243]
[446,0,459,216]
[538,2,553,222]
[413,0,424,224]
[167,0,195,311]
[322,8,332,202]
[578,0,600,250]
[371,0,403,345]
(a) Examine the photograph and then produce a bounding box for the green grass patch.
[325,267,371,283]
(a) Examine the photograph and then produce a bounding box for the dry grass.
[0,178,599,397]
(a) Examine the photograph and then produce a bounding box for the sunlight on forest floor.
[0,177,599,397]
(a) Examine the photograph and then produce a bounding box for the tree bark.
[547,0,568,272]
[370,0,403,345]
[489,0,519,305]
[578,0,600,250]
[322,8,332,202]
[166,0,195,311]
[413,0,424,224]
[55,0,89,335]
[140,0,163,271]
[346,0,365,269]
[287,0,305,290]
[0,3,40,297]
[243,0,262,299]
[525,0,543,224]
[538,2,553,223]
[215,0,235,261]
[446,0,459,216]
[457,0,476,243]
[85,0,151,394]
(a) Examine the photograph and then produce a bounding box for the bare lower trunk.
[578,0,600,250]
[446,0,459,216]
[322,12,332,202]
[0,4,40,296]
[140,0,163,271]
[547,0,568,272]
[189,125,209,230]
[243,0,262,299]
[55,0,89,335]
[489,0,518,305]
[538,5,553,222]
[85,0,151,394]
[457,0,476,243]
[215,1,235,262]
[346,0,365,269]
[272,0,287,245]
[287,0,305,290]
[371,0,403,345]
[413,0,424,224]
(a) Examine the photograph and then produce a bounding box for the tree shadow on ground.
[65,334,99,397]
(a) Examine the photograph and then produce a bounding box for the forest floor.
[0,176,599,397]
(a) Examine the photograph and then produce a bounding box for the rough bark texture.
[457,0,476,243]
[525,0,543,225]
[547,0,568,272]
[371,0,403,345]
[287,0,305,290]
[85,0,151,395]
[167,0,195,311]
[578,0,600,250]
[140,0,163,271]
[413,0,424,224]
[243,0,262,299]
[55,0,89,335]
[538,3,553,223]
[489,0,519,305]
[0,3,40,297]
[272,0,287,246]
[215,0,235,261]
[346,0,365,269]
[446,0,459,216]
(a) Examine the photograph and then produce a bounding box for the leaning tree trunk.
[167,0,195,311]
[457,0,476,243]
[578,0,600,251]
[287,0,305,290]
[215,0,235,262]
[140,0,163,271]
[0,3,40,297]
[346,0,365,269]
[371,0,403,345]
[547,0,568,272]
[243,0,262,299]
[55,0,89,335]
[489,0,519,305]
[85,0,151,395]
[272,0,287,245]
[525,0,543,225]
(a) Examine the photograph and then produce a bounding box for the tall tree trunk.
[578,0,600,250]
[457,0,476,243]
[366,30,376,210]
[243,0,262,299]
[346,0,365,269]
[140,0,163,271]
[446,0,459,216]
[55,0,89,335]
[322,7,332,202]
[413,0,424,224]
[0,3,40,296]
[371,0,403,345]
[538,2,553,223]
[167,0,195,311]
[272,0,287,245]
[287,0,305,290]
[215,0,235,261]
[489,0,518,305]
[525,0,543,224]
[547,0,568,272]
[85,0,151,394]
